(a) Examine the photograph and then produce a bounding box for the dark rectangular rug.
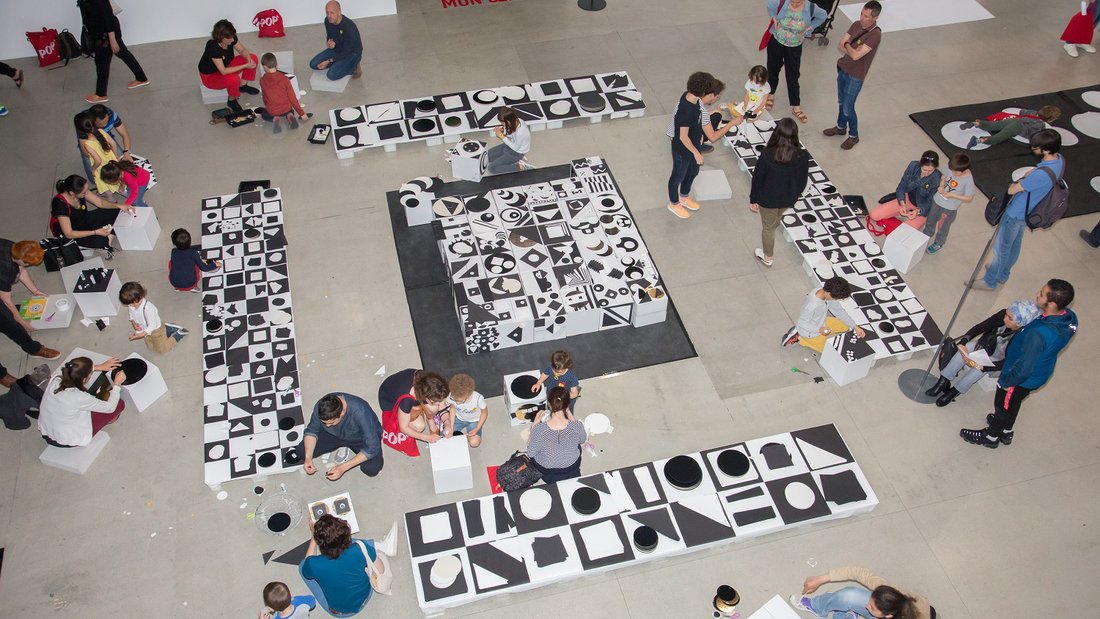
[909,84,1100,218]
[386,164,697,399]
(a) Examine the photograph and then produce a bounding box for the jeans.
[836,70,864,137]
[976,118,1024,146]
[668,150,700,204]
[983,216,1026,287]
[126,183,148,207]
[453,418,483,436]
[92,32,147,96]
[766,37,803,106]
[487,143,525,174]
[299,540,375,617]
[810,586,874,618]
[309,49,362,81]
[922,204,959,246]
[940,350,987,394]
[301,431,385,476]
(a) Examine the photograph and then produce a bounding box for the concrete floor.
[1,0,1098,616]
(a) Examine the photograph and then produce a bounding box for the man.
[309,1,363,81]
[301,392,383,480]
[823,1,882,150]
[969,129,1064,290]
[667,72,742,220]
[961,279,1078,448]
[0,239,60,361]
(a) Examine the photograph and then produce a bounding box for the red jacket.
[259,71,305,117]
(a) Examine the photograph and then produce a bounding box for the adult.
[301,393,383,480]
[1060,0,1098,57]
[310,1,364,81]
[77,0,149,104]
[667,72,742,220]
[0,240,60,361]
[764,0,828,124]
[50,175,127,259]
[38,356,126,447]
[926,300,1040,408]
[970,129,1064,291]
[526,387,587,483]
[379,368,451,444]
[0,62,23,117]
[962,279,1078,448]
[868,151,943,231]
[1081,220,1100,248]
[823,1,882,150]
[791,566,934,619]
[664,99,726,154]
[749,117,809,267]
[299,515,384,617]
[487,107,531,174]
[198,20,260,113]
[79,104,132,184]
[75,111,119,195]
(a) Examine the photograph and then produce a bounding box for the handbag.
[26,28,61,67]
[40,238,84,272]
[983,191,1009,226]
[496,451,543,492]
[865,215,901,237]
[356,540,394,596]
[381,393,421,457]
[254,9,286,38]
[936,337,957,371]
[759,0,787,50]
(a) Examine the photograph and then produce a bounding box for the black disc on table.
[664,455,703,490]
[412,118,436,132]
[577,92,605,113]
[571,487,601,515]
[717,449,751,477]
[462,141,481,153]
[880,322,896,333]
[285,431,299,444]
[258,452,278,467]
[283,447,301,465]
[445,115,463,127]
[112,358,148,385]
[254,486,265,495]
[245,228,261,239]
[267,512,292,532]
[263,189,279,199]
[510,374,539,399]
[633,525,658,552]
[465,196,491,212]
[279,416,296,431]
[206,319,223,333]
[417,99,437,113]
[871,258,887,269]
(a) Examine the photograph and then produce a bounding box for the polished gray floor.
[1,0,1098,616]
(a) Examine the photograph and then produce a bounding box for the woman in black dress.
[49,175,130,259]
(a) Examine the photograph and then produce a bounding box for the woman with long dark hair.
[792,566,934,619]
[487,106,532,174]
[526,387,587,483]
[38,356,126,447]
[75,111,120,195]
[749,117,809,267]
[50,175,127,258]
[77,0,149,104]
[868,151,943,231]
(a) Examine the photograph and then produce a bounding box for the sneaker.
[926,243,942,254]
[169,324,190,337]
[376,520,400,557]
[699,143,715,154]
[334,447,352,464]
[227,99,244,113]
[840,136,860,150]
[31,346,61,360]
[960,427,999,448]
[965,279,995,291]
[754,248,773,267]
[781,325,799,347]
[1065,43,1080,57]
[822,126,846,137]
[966,136,980,149]
[239,84,260,95]
[272,116,283,134]
[127,80,150,89]
[788,594,820,617]
[679,196,701,211]
[1081,230,1100,248]
[287,115,299,130]
[960,121,976,130]
[0,105,7,117]
[667,202,690,219]
[984,414,1014,445]
[84,94,109,104]
[104,247,115,261]
[1081,44,1097,53]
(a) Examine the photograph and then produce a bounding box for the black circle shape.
[465,196,492,212]
[279,416,296,431]
[871,258,887,269]
[473,90,497,104]
[664,455,703,490]
[822,185,837,194]
[206,319,223,332]
[571,487,601,515]
[445,115,463,127]
[260,418,271,427]
[633,525,658,552]
[283,448,301,465]
[285,431,299,443]
[263,189,279,199]
[802,213,818,223]
[716,585,740,605]
[462,141,481,153]
[717,449,751,477]
[510,374,539,398]
[254,486,265,495]
[112,358,148,385]
[245,228,261,239]
[267,512,292,532]
[412,118,436,133]
[417,99,437,113]
[880,322,896,333]
[258,452,277,467]
[577,92,606,113]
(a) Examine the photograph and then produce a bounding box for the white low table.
[430,436,473,494]
[503,370,545,426]
[60,256,105,292]
[112,208,161,251]
[19,294,76,330]
[449,139,488,182]
[119,352,168,413]
[819,331,876,387]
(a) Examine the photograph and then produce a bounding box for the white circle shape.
[874,287,893,302]
[269,310,292,325]
[519,487,553,520]
[269,252,283,262]
[338,134,357,148]
[1091,176,1100,195]
[1070,112,1100,139]
[430,555,462,589]
[1081,90,1100,108]
[277,376,294,391]
[584,413,612,434]
[206,366,228,383]
[339,108,362,122]
[940,121,991,150]
[863,242,881,255]
[497,86,526,100]
[1052,126,1080,146]
[208,444,226,460]
[1011,166,1035,182]
[784,481,816,510]
[549,100,572,115]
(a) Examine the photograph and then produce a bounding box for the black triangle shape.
[262,550,275,565]
[627,507,680,542]
[577,474,609,495]
[271,539,311,566]
[668,500,734,547]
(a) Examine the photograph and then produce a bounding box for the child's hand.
[854,326,866,338]
[129,331,146,341]
[259,608,274,619]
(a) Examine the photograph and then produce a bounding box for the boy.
[532,350,579,422]
[965,105,1060,149]
[447,373,488,448]
[782,277,867,353]
[923,153,976,253]
[120,282,188,354]
[169,228,221,292]
[259,581,315,619]
[258,53,311,134]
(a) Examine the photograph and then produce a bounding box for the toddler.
[447,373,488,448]
[738,65,770,119]
[120,282,188,354]
[532,350,579,422]
[259,581,315,619]
[169,228,221,292]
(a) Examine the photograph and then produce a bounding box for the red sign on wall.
[442,0,511,7]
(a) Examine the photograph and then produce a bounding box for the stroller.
[807,0,842,45]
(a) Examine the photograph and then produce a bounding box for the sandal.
[792,108,808,124]
[13,68,23,88]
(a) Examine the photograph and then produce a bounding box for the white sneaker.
[1081,44,1097,53]
[788,594,821,617]
[754,248,773,267]
[1065,43,1080,57]
[376,520,400,557]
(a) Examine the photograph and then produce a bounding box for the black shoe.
[239,84,260,95]
[699,143,715,154]
[1081,230,1100,248]
[960,121,976,130]
[925,377,951,397]
[227,98,244,113]
[935,387,959,407]
[960,427,999,448]
[984,414,1014,445]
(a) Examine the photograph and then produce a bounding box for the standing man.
[0,240,60,361]
[970,129,1065,290]
[309,1,364,81]
[961,279,1078,448]
[823,1,882,150]
[300,392,384,480]
[1079,220,1100,248]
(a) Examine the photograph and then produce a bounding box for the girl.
[740,65,771,119]
[487,107,531,174]
[50,175,128,258]
[749,117,809,267]
[38,356,127,448]
[526,387,587,483]
[75,110,119,195]
[868,151,943,231]
[100,160,151,207]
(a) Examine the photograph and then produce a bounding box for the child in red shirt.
[99,160,151,207]
[259,53,311,133]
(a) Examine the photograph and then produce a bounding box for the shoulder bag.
[356,540,393,596]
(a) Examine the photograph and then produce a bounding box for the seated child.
[259,581,315,619]
[120,281,188,354]
[258,53,311,134]
[447,373,488,448]
[782,276,867,353]
[169,228,221,292]
[965,106,1060,149]
[532,350,579,422]
[923,153,976,254]
[736,65,770,119]
[99,160,151,207]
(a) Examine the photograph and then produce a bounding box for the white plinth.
[61,257,105,293]
[310,71,351,93]
[503,370,546,426]
[112,208,161,251]
[430,436,473,494]
[691,169,733,201]
[40,431,110,475]
[882,224,930,274]
[200,79,223,105]
[630,286,669,328]
[820,336,875,386]
[21,294,76,330]
[120,352,168,413]
[72,268,122,319]
[449,140,488,182]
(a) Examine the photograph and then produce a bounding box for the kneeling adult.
[38,357,126,447]
[301,392,383,480]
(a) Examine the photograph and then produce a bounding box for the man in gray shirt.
[782,276,867,353]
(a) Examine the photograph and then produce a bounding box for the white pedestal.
[819,332,876,386]
[448,140,488,182]
[882,224,929,274]
[310,71,351,93]
[40,431,110,475]
[20,294,76,330]
[630,286,669,327]
[61,257,105,293]
[72,268,122,319]
[430,436,473,494]
[112,208,161,251]
[120,352,168,413]
[200,79,223,105]
[503,370,546,426]
[691,169,733,201]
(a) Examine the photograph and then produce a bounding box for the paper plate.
[519,487,552,520]
[55,298,70,310]
[430,554,462,588]
[583,413,612,434]
[339,108,363,122]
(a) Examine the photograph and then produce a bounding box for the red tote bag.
[253,9,286,38]
[381,393,421,457]
[759,0,787,50]
[26,28,61,67]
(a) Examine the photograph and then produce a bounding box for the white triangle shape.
[677,494,729,527]
[795,437,847,469]
[473,563,508,589]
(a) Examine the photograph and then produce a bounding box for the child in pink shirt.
[99,160,151,207]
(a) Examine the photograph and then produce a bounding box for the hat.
[1009,300,1041,327]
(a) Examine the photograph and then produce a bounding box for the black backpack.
[79,26,96,58]
[57,29,84,63]
[1024,164,1070,230]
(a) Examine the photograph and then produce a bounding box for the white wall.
[1,0,396,61]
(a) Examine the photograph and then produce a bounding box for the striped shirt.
[527,419,587,469]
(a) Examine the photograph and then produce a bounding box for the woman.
[198,20,260,113]
[75,111,120,195]
[299,514,385,617]
[77,0,149,104]
[380,368,451,446]
[526,387,587,483]
[50,175,129,258]
[926,300,1040,408]
[792,565,934,619]
[765,0,828,123]
[38,356,126,448]
[487,107,531,174]
[868,151,943,231]
[749,117,809,267]
[1060,0,1098,57]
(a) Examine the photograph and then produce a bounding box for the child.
[120,282,188,354]
[487,107,531,174]
[99,160,151,207]
[259,581,315,619]
[781,277,867,353]
[447,373,488,448]
[923,153,976,254]
[258,53,311,134]
[169,228,221,292]
[531,350,579,422]
[965,106,1061,149]
[739,65,770,119]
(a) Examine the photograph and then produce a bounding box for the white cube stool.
[200,79,224,105]
[120,353,168,413]
[503,370,546,426]
[310,71,351,93]
[882,224,930,274]
[820,331,876,386]
[448,139,488,182]
[61,257,105,292]
[630,285,669,327]
[271,51,304,100]
[112,208,161,251]
[691,169,733,201]
[72,267,122,318]
[429,436,473,494]
[40,431,110,474]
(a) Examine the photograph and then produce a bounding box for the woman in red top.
[99,161,151,207]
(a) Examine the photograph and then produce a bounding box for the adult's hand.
[694,152,704,165]
[425,433,441,444]
[94,358,122,372]
[327,39,336,49]
[802,573,830,595]
[245,58,257,70]
[98,226,112,237]
[854,326,866,338]
[326,464,346,481]
[121,152,134,163]
[303,458,317,475]
[112,370,127,386]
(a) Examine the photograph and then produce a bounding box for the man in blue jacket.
[961,279,1078,448]
[300,392,383,479]
[309,1,363,81]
